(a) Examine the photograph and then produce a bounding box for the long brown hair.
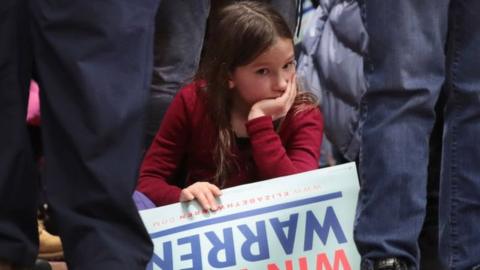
[196,1,318,187]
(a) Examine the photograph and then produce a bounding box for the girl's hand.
[180,182,222,211]
[248,73,297,121]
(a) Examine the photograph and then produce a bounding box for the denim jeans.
[355,1,480,269]
[145,0,298,149]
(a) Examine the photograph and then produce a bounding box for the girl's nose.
[274,74,288,92]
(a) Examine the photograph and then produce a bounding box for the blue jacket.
[297,0,367,161]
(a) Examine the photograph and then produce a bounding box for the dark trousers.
[0,0,159,268]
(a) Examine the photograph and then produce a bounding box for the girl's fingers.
[207,184,222,211]
[277,81,292,106]
[287,74,297,104]
[289,73,295,92]
[209,183,222,197]
[180,189,195,201]
[193,190,211,210]
[276,74,295,115]
[284,74,296,101]
[181,182,223,211]
[290,74,297,95]
[205,190,218,211]
[285,76,294,99]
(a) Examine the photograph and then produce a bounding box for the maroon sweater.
[137,82,324,206]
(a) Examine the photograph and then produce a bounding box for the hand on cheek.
[248,73,297,121]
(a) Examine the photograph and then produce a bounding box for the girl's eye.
[256,68,269,75]
[283,60,297,70]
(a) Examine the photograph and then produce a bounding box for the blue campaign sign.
[140,162,361,270]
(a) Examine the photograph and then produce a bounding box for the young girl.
[137,1,323,211]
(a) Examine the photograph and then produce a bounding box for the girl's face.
[229,38,295,113]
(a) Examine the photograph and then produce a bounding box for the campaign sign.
[140,162,360,270]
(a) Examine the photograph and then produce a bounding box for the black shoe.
[33,259,51,270]
[374,257,408,270]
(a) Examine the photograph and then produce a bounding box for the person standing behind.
[355,1,480,269]
[137,1,323,210]
[144,0,210,149]
[0,0,159,269]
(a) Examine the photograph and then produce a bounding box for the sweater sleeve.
[136,86,194,206]
[246,107,323,180]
